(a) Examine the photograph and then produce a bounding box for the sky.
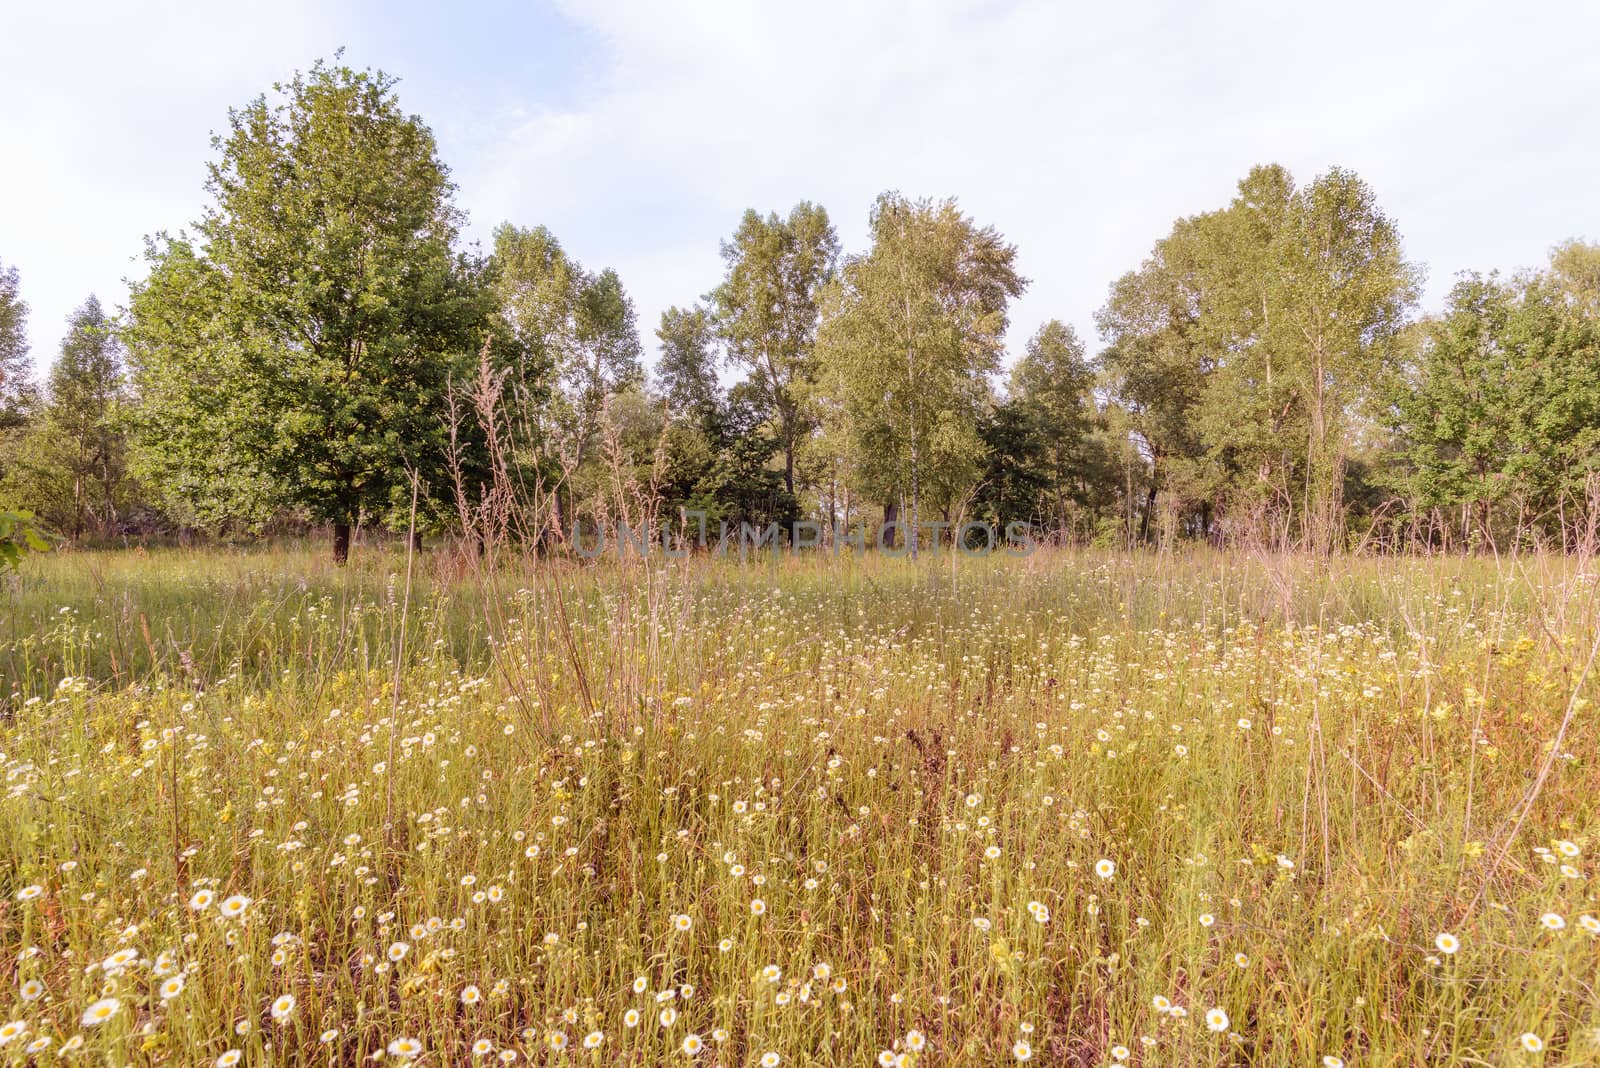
[4,0,1599,381]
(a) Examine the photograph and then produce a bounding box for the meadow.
[0,545,1597,1066]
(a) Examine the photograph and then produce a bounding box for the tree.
[1097,215,1215,543]
[1388,264,1600,548]
[655,305,722,428]
[816,193,1025,556]
[44,297,128,539]
[3,297,132,540]
[123,235,281,530]
[1009,320,1103,525]
[711,203,839,498]
[972,397,1051,532]
[1100,164,1416,550]
[491,223,642,535]
[124,59,492,561]
[0,258,31,431]
[1267,168,1417,552]
[1550,239,1600,318]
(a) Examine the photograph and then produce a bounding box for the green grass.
[0,546,1597,1065]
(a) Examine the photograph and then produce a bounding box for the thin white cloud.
[4,0,1597,379]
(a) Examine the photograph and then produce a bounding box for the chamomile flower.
[1095,859,1116,879]
[81,998,120,1027]
[102,948,139,971]
[1205,1008,1230,1033]
[388,1037,423,1059]
[1435,932,1459,954]
[270,994,296,1021]
[1012,1038,1033,1061]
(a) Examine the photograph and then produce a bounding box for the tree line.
[2,59,1597,563]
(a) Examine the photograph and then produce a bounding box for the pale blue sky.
[4,1,1598,378]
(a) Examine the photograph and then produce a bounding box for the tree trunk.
[410,530,424,553]
[909,446,920,561]
[882,501,899,548]
[333,522,352,565]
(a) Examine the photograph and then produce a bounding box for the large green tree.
[1100,164,1416,550]
[1389,258,1600,548]
[710,203,838,498]
[1267,168,1417,551]
[124,59,492,561]
[816,193,1025,556]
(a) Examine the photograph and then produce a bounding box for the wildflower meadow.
[1,546,1597,1065]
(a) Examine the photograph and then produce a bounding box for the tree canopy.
[4,56,1595,560]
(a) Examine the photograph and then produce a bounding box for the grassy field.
[1,545,1597,1065]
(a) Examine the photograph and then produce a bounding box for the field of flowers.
[1,547,1597,1065]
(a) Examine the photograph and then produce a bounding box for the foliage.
[710,203,839,497]
[816,193,1025,553]
[0,506,48,572]
[1100,165,1418,549]
[653,304,722,429]
[0,257,33,432]
[1387,262,1600,548]
[491,222,642,528]
[3,297,135,539]
[123,59,493,559]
